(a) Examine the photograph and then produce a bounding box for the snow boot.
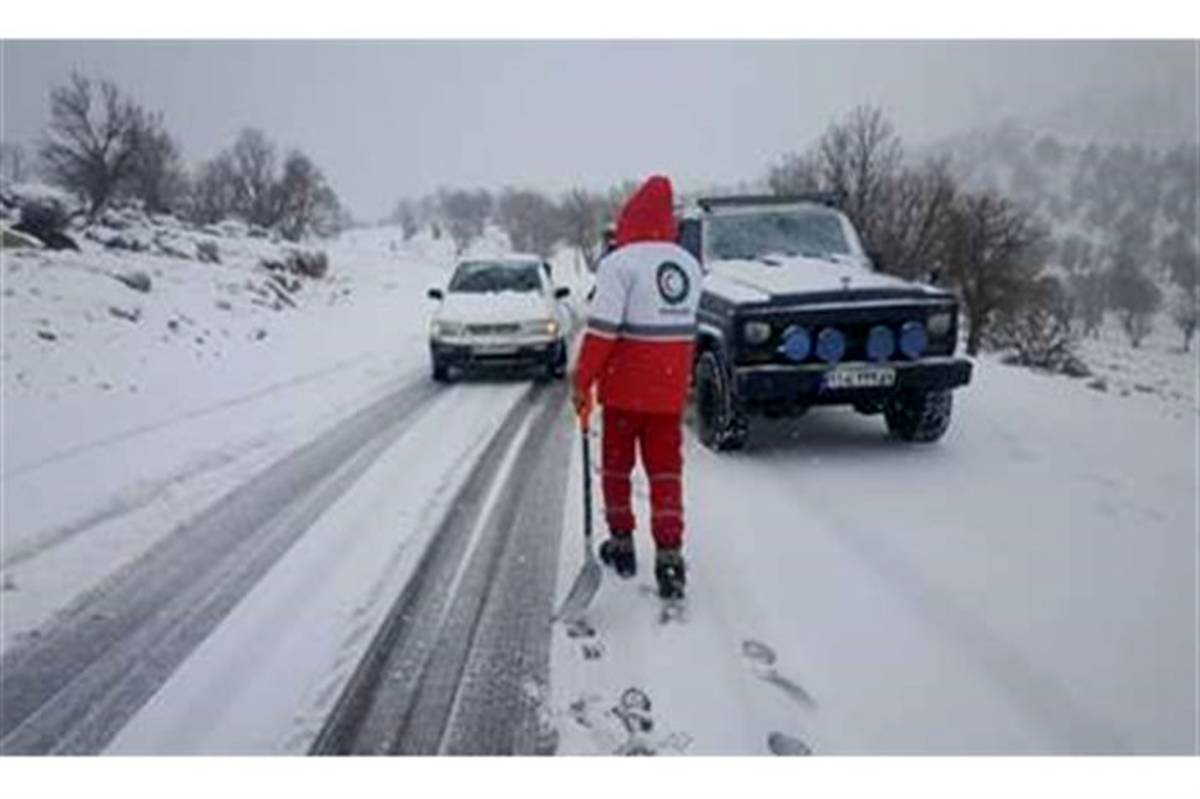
[655,549,686,600]
[599,534,636,578]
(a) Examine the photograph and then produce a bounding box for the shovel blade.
[555,555,602,623]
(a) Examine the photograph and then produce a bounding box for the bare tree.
[938,190,1048,355]
[388,199,419,240]
[189,154,237,225]
[767,152,820,196]
[1106,255,1161,348]
[870,157,957,279]
[1069,270,1108,338]
[1171,289,1198,353]
[439,188,492,254]
[560,188,605,270]
[39,73,144,218]
[275,151,341,240]
[812,105,902,247]
[496,189,562,257]
[1161,226,1198,351]
[126,113,188,214]
[228,128,281,228]
[1,142,29,183]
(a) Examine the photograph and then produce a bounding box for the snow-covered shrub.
[260,249,329,280]
[195,240,221,263]
[289,250,328,280]
[991,275,1089,376]
[15,197,78,251]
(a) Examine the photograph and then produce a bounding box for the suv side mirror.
[427,287,444,301]
[866,250,884,272]
[554,286,570,299]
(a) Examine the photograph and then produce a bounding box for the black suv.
[677,195,972,451]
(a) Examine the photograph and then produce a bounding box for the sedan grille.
[466,322,521,336]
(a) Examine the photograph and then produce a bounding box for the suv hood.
[436,290,553,324]
[705,255,943,304]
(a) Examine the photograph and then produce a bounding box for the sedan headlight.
[742,320,772,345]
[520,319,560,337]
[927,311,953,337]
[431,319,466,339]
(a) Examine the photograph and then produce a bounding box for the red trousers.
[601,408,685,550]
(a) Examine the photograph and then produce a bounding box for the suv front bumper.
[735,356,972,408]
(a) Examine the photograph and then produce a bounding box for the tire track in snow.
[311,382,571,755]
[0,375,444,754]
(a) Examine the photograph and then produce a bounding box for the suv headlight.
[742,320,772,345]
[431,320,466,339]
[520,319,560,337]
[927,311,953,337]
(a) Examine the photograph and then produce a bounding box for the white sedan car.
[427,256,571,382]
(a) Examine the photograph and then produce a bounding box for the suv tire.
[694,350,748,452]
[884,389,952,443]
[432,360,452,383]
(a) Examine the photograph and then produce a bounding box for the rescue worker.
[572,175,702,600]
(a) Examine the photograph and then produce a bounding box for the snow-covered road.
[2,225,1195,756]
[550,359,1197,755]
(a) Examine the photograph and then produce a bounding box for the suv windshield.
[449,261,543,293]
[707,209,853,261]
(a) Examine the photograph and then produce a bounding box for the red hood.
[615,175,677,248]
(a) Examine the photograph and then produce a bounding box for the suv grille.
[738,305,955,364]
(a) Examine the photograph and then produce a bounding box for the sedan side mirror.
[427,287,444,301]
[554,286,570,299]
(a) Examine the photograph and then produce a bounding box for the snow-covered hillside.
[1,207,508,650]
[930,124,1196,278]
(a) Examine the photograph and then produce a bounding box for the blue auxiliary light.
[866,325,896,362]
[899,321,928,359]
[815,327,846,364]
[779,326,812,362]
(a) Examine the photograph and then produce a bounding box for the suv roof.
[679,193,841,220]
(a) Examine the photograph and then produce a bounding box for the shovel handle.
[581,426,593,543]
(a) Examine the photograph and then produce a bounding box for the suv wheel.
[884,389,953,443]
[432,360,452,383]
[694,350,748,452]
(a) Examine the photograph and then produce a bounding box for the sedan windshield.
[707,209,853,261]
[449,261,542,293]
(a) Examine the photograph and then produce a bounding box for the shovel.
[555,401,601,624]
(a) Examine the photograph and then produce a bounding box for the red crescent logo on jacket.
[656,261,690,305]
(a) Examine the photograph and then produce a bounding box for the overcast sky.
[2,40,1195,219]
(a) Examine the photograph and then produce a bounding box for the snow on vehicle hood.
[435,289,554,323]
[704,254,936,303]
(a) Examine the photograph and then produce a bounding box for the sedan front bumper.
[431,337,566,370]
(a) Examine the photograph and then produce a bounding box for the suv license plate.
[824,367,896,390]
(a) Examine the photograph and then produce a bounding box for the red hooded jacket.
[573,176,703,416]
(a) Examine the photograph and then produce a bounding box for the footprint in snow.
[767,731,812,756]
[564,688,692,756]
[742,639,816,709]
